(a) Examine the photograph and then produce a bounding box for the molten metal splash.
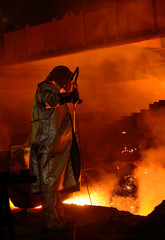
[64,163,165,216]
[63,185,138,214]
[63,184,114,207]
[10,163,165,216]
[64,195,91,206]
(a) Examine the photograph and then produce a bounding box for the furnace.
[1,38,165,217]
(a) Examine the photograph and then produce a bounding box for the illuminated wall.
[3,0,165,65]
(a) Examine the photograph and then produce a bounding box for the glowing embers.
[63,182,139,214]
[110,172,139,214]
[10,163,165,217]
[63,167,139,214]
[121,146,138,153]
[112,174,138,199]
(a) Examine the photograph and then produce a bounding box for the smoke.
[134,151,165,216]
[75,44,165,166]
[0,112,12,170]
[0,120,11,148]
[85,170,119,206]
[0,90,32,146]
[64,167,119,207]
[77,105,165,215]
[1,39,165,169]
[134,108,165,215]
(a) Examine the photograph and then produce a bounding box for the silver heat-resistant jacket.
[30,79,81,193]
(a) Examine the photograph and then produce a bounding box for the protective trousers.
[41,191,66,230]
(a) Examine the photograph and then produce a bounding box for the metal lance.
[71,67,80,133]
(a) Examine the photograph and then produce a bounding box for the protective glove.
[70,88,79,104]
[59,88,79,105]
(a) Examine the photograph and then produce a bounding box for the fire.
[63,185,111,207]
[9,199,19,210]
[64,158,165,216]
[9,157,165,216]
[110,196,139,213]
[34,205,42,209]
[134,159,165,216]
[9,199,42,211]
[64,195,91,206]
[63,181,140,214]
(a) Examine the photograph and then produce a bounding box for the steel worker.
[29,65,81,231]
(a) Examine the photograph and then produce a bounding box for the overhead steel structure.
[1,0,165,65]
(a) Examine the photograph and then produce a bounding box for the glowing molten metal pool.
[10,162,165,217]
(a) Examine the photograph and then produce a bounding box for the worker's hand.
[71,88,79,104]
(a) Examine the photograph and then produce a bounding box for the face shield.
[47,66,73,88]
[47,66,79,91]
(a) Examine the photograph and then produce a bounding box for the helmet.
[47,65,73,88]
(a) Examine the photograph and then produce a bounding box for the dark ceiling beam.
[1,0,165,66]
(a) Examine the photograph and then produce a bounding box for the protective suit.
[30,66,81,230]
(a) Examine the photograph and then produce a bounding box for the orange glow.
[64,157,165,216]
[63,184,139,214]
[9,161,165,217]
[134,159,165,216]
[9,199,42,211]
[63,186,110,207]
[24,148,30,169]
[64,196,91,206]
[9,199,19,210]
[2,39,165,218]
[34,205,42,209]
[63,171,140,214]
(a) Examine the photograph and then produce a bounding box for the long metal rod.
[0,146,29,152]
